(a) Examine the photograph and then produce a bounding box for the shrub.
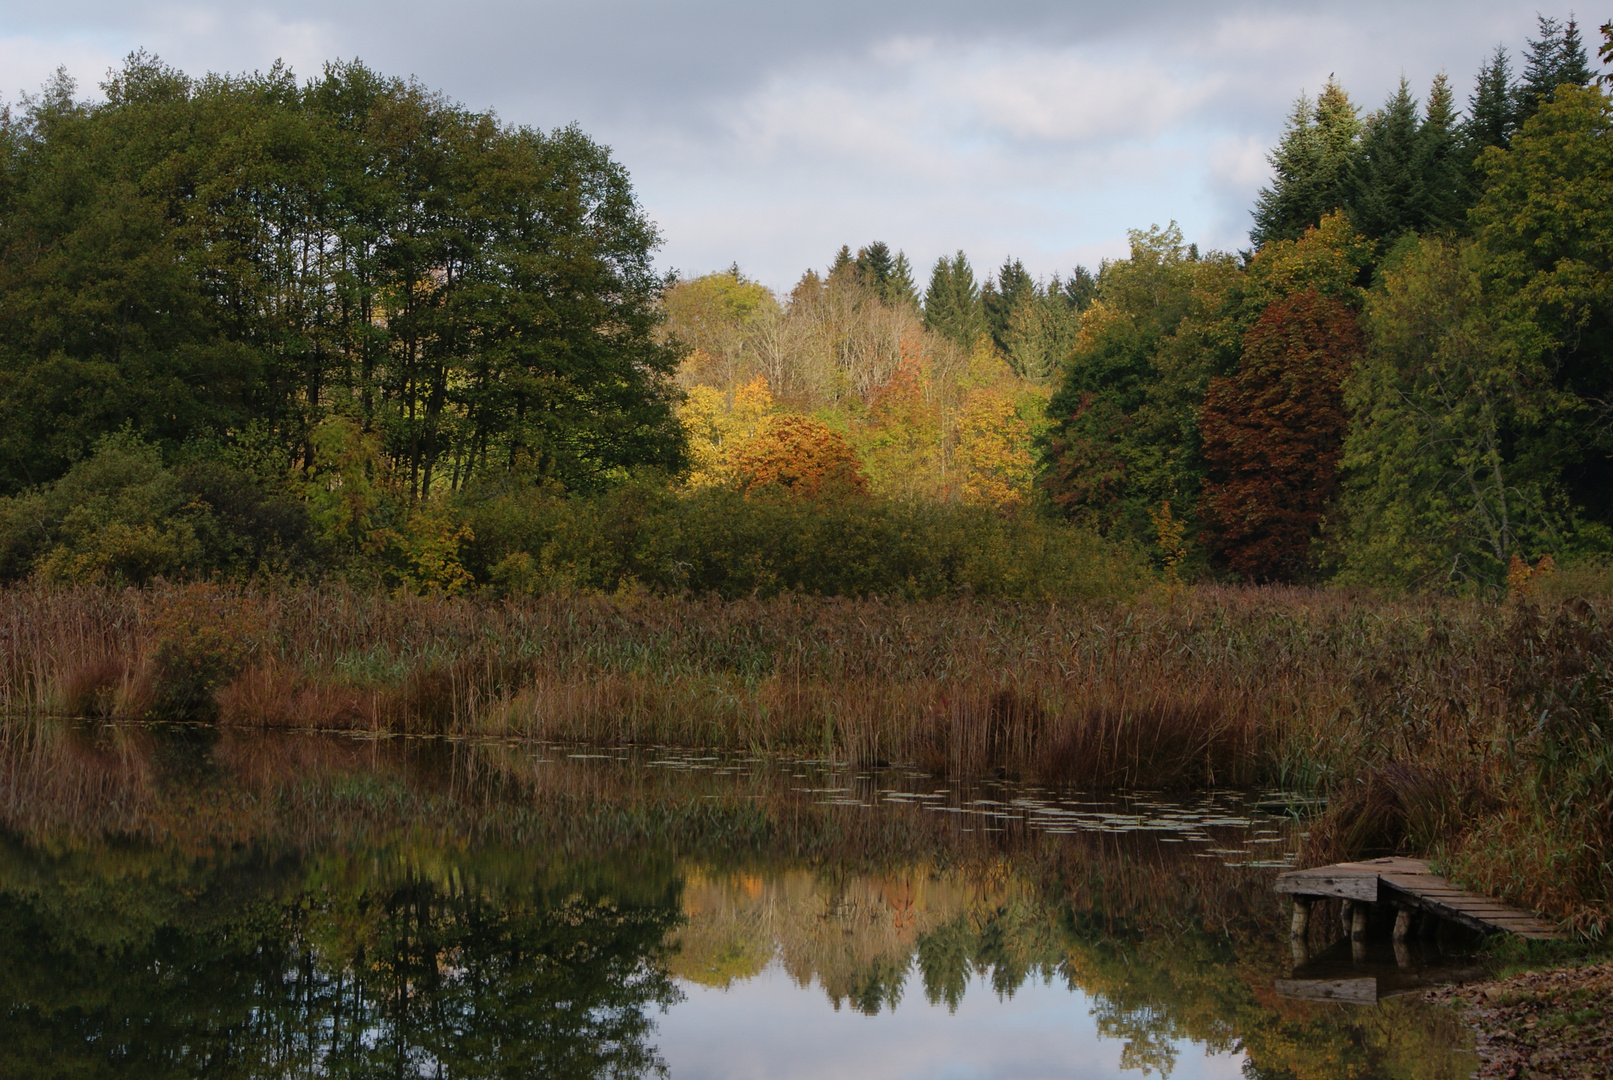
[460,479,1147,601]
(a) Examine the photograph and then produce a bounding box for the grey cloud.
[0,2,1581,285]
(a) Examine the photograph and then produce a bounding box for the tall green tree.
[922,252,985,349]
[1471,84,1613,532]
[1345,78,1423,242]
[1251,80,1361,246]
[1346,76,1466,244]
[1465,45,1518,156]
[1517,15,1594,122]
[0,54,684,497]
[982,258,1036,354]
[1338,238,1566,587]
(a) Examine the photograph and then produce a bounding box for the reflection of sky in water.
[658,960,1248,1080]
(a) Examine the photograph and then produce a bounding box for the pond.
[0,723,1480,1078]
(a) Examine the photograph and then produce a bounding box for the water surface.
[0,724,1478,1078]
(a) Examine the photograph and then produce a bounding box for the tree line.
[2,17,1610,593]
[1041,14,1613,587]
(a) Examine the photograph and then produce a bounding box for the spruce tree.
[922,252,984,348]
[1346,78,1422,243]
[1518,15,1593,122]
[984,258,1037,354]
[829,245,854,278]
[1412,73,1466,234]
[1465,45,1517,153]
[1251,79,1361,246]
[854,241,896,295]
[888,252,919,308]
[1061,266,1098,311]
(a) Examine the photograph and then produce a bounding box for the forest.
[2,16,1610,596]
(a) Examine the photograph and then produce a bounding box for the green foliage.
[461,478,1146,601]
[0,432,317,584]
[922,251,986,349]
[1040,224,1241,546]
[0,55,683,499]
[1250,80,1361,246]
[1346,76,1466,243]
[1517,15,1595,122]
[1471,84,1613,532]
[1338,238,1567,589]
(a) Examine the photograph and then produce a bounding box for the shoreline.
[1425,961,1613,1078]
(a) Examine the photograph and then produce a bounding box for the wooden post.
[1290,898,1311,940]
[1350,903,1367,942]
[1340,899,1353,935]
[1393,906,1413,943]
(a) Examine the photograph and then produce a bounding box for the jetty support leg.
[1350,902,1368,961]
[1340,899,1353,936]
[1290,898,1311,964]
[1393,906,1413,943]
[1290,898,1311,940]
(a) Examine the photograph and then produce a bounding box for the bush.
[0,433,320,585]
[461,478,1148,601]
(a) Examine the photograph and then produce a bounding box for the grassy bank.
[0,582,1609,933]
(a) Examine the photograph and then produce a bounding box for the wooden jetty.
[1277,856,1561,942]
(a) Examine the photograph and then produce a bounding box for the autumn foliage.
[1198,289,1362,581]
[731,415,868,498]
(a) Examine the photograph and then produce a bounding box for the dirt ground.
[1423,962,1613,1079]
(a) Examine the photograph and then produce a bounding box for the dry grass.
[2,581,1610,932]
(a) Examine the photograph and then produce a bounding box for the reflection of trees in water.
[670,865,1474,1080]
[0,846,682,1079]
[0,725,1473,1080]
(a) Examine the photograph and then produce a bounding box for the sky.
[0,2,1587,291]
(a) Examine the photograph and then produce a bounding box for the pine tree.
[854,241,896,295]
[1251,79,1361,246]
[1060,266,1098,311]
[922,252,984,348]
[1346,78,1422,243]
[888,252,918,308]
[829,245,854,278]
[983,258,1036,354]
[1518,15,1594,122]
[1465,45,1517,154]
[1413,73,1466,234]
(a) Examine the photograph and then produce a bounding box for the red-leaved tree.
[1198,289,1362,581]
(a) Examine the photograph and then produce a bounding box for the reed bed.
[1,582,1609,932]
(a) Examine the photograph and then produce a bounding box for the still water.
[0,723,1477,1078]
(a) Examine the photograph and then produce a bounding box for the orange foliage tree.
[1198,288,1362,581]
[731,415,868,498]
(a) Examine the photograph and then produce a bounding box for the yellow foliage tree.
[955,388,1036,509]
[677,375,775,487]
[857,332,945,500]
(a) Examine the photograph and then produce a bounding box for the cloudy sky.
[0,2,1584,289]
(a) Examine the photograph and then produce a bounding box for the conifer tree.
[854,241,896,293]
[922,252,985,348]
[1465,45,1517,154]
[1061,267,1098,311]
[1518,15,1593,122]
[829,245,854,278]
[983,258,1036,354]
[888,252,919,308]
[1251,80,1361,246]
[1346,78,1423,243]
[1413,73,1466,233]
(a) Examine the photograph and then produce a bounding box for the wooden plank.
[1276,858,1562,939]
[1274,978,1378,1004]
[1275,870,1379,900]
